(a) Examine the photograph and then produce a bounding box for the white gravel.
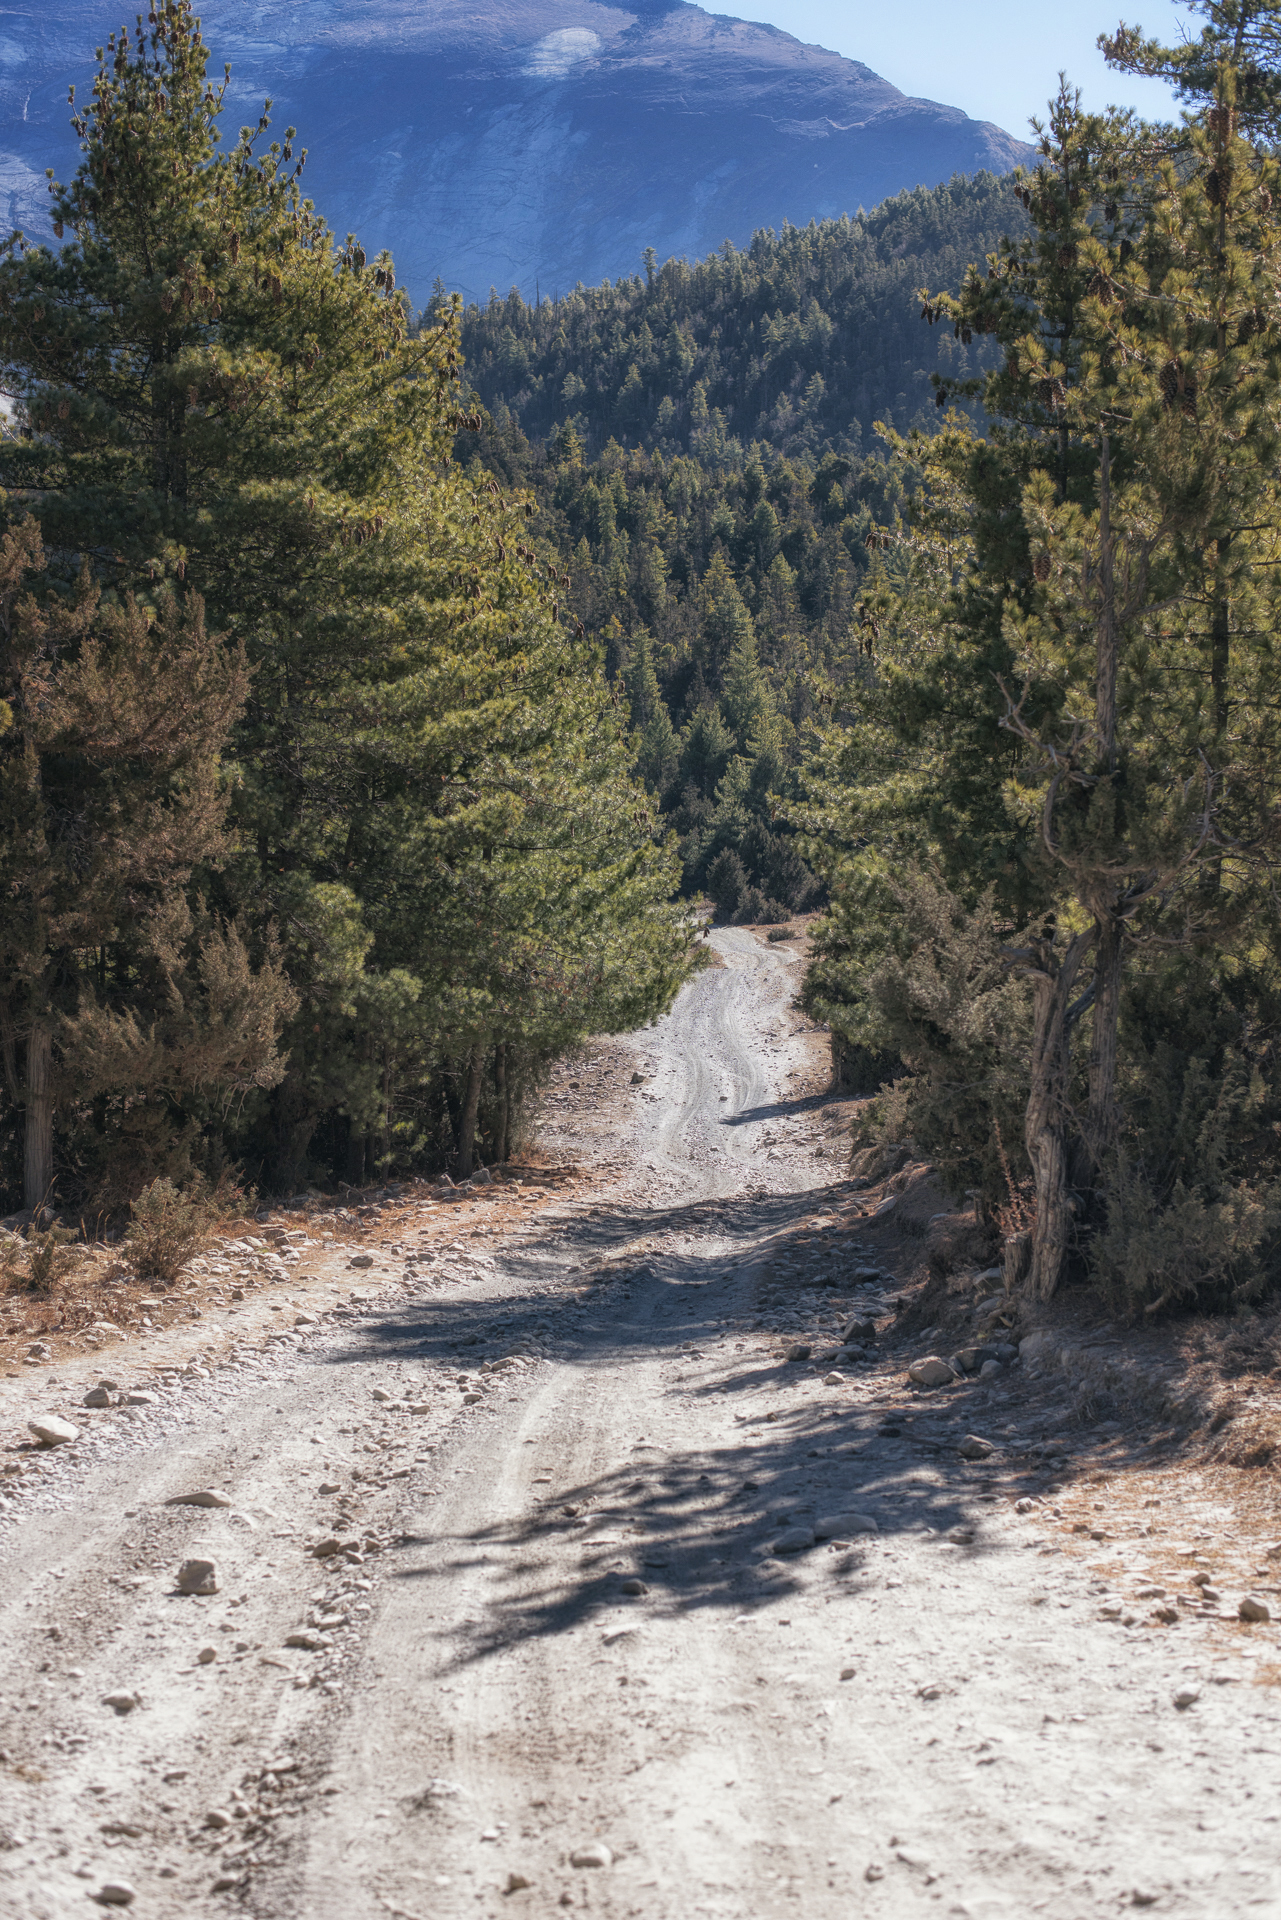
[1,929,1278,1919]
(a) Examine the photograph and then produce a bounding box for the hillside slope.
[458,173,1026,457]
[1,0,1031,301]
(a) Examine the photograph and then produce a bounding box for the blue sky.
[727,0,1196,136]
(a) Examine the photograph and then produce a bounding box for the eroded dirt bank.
[2,928,1280,1920]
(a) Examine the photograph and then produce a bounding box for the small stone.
[505,1871,532,1892]
[864,1863,885,1882]
[1018,1330,1056,1362]
[295,1313,318,1327]
[946,1526,975,1545]
[822,1370,846,1386]
[978,1359,1001,1378]
[165,1490,232,1508]
[618,1578,648,1596]
[814,1512,878,1539]
[101,1692,139,1715]
[28,1414,78,1447]
[349,1253,374,1269]
[569,1843,613,1869]
[371,1387,393,1402]
[1239,1594,1271,1623]
[462,1390,484,1404]
[176,1557,219,1596]
[953,1347,983,1373]
[839,1666,857,1681]
[125,1390,157,1406]
[907,1356,955,1389]
[471,1166,493,1186]
[83,1387,112,1408]
[630,1072,646,1085]
[842,1317,876,1344]
[93,1882,137,1907]
[957,1434,996,1461]
[196,1645,218,1665]
[1173,1687,1200,1710]
[204,1807,233,1829]
[771,1526,815,1555]
[784,1342,812,1363]
[319,1482,342,1496]
[1014,1497,1039,1514]
[284,1629,329,1651]
[311,1536,352,1558]
[1150,1604,1179,1625]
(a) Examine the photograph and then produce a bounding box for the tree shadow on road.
[321,1182,1046,1671]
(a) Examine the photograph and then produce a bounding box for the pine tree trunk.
[456,1049,484,1179]
[494,1043,509,1165]
[1023,931,1092,1301]
[23,1021,53,1212]
[1087,917,1124,1168]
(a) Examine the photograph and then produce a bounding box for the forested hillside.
[455,174,1025,463]
[460,412,905,924]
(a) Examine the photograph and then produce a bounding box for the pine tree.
[0,517,293,1209]
[819,41,1281,1299]
[0,0,693,1189]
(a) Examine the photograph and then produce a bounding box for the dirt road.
[2,930,1279,1920]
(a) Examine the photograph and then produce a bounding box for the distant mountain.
[0,0,1032,304]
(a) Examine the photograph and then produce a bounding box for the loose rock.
[101,1693,139,1715]
[176,1558,219,1596]
[618,1578,648,1596]
[814,1512,878,1539]
[93,1883,137,1907]
[166,1490,232,1509]
[957,1435,996,1461]
[1239,1594,1271,1623]
[1173,1687,1200,1710]
[82,1387,112,1408]
[570,1843,613,1869]
[197,1645,219,1665]
[28,1414,78,1447]
[822,1370,846,1386]
[771,1526,815,1554]
[907,1357,955,1389]
[349,1253,374,1269]
[784,1342,812,1363]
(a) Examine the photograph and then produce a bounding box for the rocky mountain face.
[0,0,1031,303]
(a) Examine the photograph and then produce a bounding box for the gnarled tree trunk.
[456,1047,484,1179]
[23,1020,53,1212]
[494,1043,509,1165]
[1023,930,1093,1301]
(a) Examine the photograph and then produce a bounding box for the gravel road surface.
[2,929,1279,1920]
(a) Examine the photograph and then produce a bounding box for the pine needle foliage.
[0,1,692,1200]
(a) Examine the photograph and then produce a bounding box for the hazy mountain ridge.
[1,0,1032,301]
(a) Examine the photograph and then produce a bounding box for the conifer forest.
[3,0,1281,1326]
